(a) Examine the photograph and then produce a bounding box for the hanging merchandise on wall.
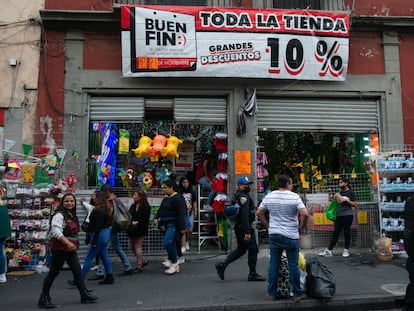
[98,123,117,187]
[118,129,130,155]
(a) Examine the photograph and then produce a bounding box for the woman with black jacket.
[81,191,114,284]
[127,189,151,273]
[154,179,186,275]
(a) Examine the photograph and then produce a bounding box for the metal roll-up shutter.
[89,97,145,122]
[257,98,379,133]
[174,98,227,124]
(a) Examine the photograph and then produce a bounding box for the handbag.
[277,255,291,298]
[81,216,89,232]
[325,200,337,221]
[113,200,132,231]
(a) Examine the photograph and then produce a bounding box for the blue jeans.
[268,234,302,299]
[97,230,132,275]
[164,223,178,263]
[82,228,113,278]
[198,176,215,205]
[0,238,6,274]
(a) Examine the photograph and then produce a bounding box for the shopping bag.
[325,200,337,221]
[306,257,336,302]
[113,200,131,232]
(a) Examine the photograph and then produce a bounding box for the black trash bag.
[306,257,335,302]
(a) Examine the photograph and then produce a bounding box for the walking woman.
[81,191,114,284]
[154,179,186,275]
[178,176,198,253]
[127,189,151,273]
[38,193,97,308]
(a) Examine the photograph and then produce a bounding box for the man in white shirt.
[256,174,308,302]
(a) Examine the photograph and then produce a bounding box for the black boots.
[98,273,114,285]
[215,263,226,280]
[248,272,266,281]
[80,289,98,304]
[38,294,56,309]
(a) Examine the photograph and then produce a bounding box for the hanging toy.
[65,173,77,193]
[6,158,22,181]
[142,172,153,191]
[148,133,167,162]
[131,135,153,158]
[155,166,171,184]
[44,154,58,177]
[161,135,183,159]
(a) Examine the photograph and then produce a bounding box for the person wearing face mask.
[319,177,357,258]
[215,176,266,282]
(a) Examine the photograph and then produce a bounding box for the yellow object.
[131,135,153,158]
[21,163,36,183]
[314,212,324,225]
[357,211,368,224]
[161,135,183,159]
[298,251,306,271]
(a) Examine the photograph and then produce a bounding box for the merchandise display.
[377,151,414,255]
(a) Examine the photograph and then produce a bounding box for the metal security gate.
[257,97,379,133]
[89,96,227,123]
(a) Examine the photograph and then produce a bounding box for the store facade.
[35,1,413,257]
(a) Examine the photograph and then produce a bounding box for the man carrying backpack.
[215,176,265,282]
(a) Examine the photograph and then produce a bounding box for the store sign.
[121,5,349,81]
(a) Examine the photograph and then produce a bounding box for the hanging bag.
[81,215,89,232]
[113,200,132,232]
[325,200,338,221]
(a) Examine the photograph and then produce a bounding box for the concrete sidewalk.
[1,248,409,311]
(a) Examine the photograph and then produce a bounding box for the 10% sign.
[266,38,344,78]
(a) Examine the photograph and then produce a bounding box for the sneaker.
[165,263,180,275]
[318,248,333,257]
[177,257,185,264]
[162,259,172,268]
[181,246,187,254]
[203,204,213,211]
[91,265,98,271]
[215,262,225,280]
[342,249,350,257]
[185,241,190,251]
[0,273,7,284]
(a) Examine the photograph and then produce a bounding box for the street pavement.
[0,247,409,311]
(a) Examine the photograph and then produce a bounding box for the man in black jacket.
[215,176,265,282]
[403,195,414,310]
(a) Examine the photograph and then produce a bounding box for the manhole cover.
[381,283,407,296]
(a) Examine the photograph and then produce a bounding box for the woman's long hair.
[133,189,150,209]
[92,191,111,219]
[55,193,77,220]
[178,176,191,194]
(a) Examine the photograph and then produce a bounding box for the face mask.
[244,186,251,193]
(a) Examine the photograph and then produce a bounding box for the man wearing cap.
[215,176,265,282]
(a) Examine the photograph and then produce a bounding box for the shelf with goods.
[4,180,57,271]
[377,151,414,255]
